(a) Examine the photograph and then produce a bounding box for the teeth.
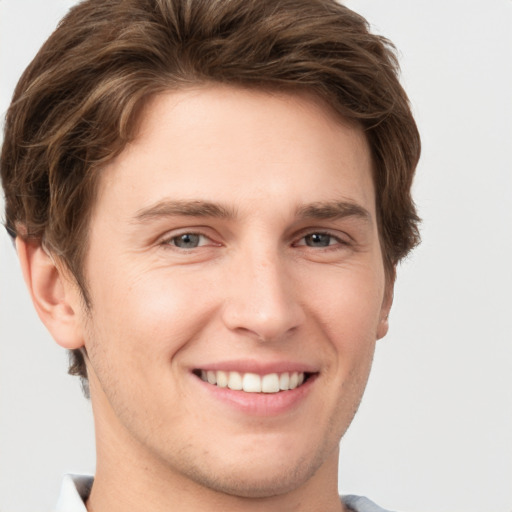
[217,370,228,388]
[289,372,299,389]
[261,373,280,393]
[228,371,243,391]
[199,370,307,393]
[243,373,261,393]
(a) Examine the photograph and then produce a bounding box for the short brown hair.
[1,0,421,383]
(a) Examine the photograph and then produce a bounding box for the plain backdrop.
[1,1,511,511]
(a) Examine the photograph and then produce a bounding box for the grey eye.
[172,233,202,248]
[304,233,333,247]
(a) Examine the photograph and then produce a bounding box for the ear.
[16,237,85,349]
[376,272,395,340]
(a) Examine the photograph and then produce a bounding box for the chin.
[189,461,318,499]
[175,438,334,500]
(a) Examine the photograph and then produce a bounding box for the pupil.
[306,233,330,247]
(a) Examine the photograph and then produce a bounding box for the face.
[74,86,391,498]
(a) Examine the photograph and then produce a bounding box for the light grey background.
[1,1,511,511]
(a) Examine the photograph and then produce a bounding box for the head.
[1,0,420,500]
[1,0,420,386]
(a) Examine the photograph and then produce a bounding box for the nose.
[220,248,305,342]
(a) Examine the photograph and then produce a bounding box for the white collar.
[54,474,93,512]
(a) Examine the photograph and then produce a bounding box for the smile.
[195,370,309,393]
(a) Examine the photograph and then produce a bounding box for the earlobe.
[376,311,390,340]
[16,237,85,350]
[377,277,395,340]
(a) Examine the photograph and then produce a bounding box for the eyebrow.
[132,199,371,224]
[296,201,372,223]
[133,199,237,223]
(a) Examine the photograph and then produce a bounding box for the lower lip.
[193,374,317,416]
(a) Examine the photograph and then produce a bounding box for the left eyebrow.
[295,200,372,224]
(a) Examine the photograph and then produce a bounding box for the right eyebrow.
[132,199,238,224]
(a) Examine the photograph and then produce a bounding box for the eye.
[304,233,334,247]
[297,232,342,248]
[167,233,210,249]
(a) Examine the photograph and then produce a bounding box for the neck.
[88,463,346,512]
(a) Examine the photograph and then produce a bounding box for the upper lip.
[191,359,319,375]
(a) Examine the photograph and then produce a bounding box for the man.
[1,0,420,510]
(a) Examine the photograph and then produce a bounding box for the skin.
[19,85,392,512]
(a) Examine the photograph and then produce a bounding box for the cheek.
[85,266,217,364]
[82,269,217,426]
[305,265,385,339]
[299,263,384,403]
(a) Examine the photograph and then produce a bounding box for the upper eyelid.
[159,226,216,240]
[169,232,207,241]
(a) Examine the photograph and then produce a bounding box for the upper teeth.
[199,370,305,393]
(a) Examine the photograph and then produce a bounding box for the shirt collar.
[55,474,93,512]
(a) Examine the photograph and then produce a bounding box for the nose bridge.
[221,241,304,341]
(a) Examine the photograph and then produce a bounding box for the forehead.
[94,85,375,223]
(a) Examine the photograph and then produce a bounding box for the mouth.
[193,369,314,393]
